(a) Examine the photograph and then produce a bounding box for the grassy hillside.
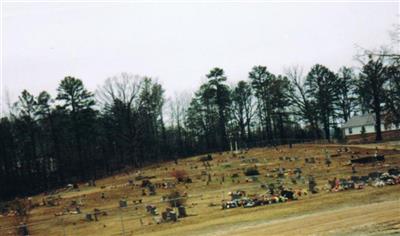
[1,143,399,236]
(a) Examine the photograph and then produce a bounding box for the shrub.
[141,179,152,188]
[222,163,231,168]
[171,170,188,182]
[244,167,259,176]
[0,202,8,215]
[231,173,240,178]
[198,154,213,162]
[10,198,28,217]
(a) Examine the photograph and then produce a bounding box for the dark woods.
[1,55,399,201]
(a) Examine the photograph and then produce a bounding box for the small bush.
[141,179,152,188]
[231,173,240,178]
[10,198,28,217]
[244,167,259,176]
[198,154,213,162]
[222,163,231,168]
[171,170,188,182]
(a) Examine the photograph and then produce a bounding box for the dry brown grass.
[1,143,400,236]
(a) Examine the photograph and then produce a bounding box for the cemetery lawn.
[1,143,400,235]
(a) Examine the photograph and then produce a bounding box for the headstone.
[388,168,400,176]
[368,172,382,179]
[169,212,177,222]
[18,223,29,236]
[278,167,284,178]
[325,149,332,167]
[161,211,168,221]
[119,199,127,208]
[351,176,360,182]
[86,214,93,221]
[148,184,156,195]
[352,165,356,174]
[89,179,96,187]
[150,207,157,215]
[308,176,317,193]
[178,206,187,218]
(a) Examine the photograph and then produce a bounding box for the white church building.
[342,113,400,143]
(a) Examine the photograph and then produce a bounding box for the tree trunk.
[374,98,383,141]
[246,121,252,143]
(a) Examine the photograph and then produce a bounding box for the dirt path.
[204,200,400,236]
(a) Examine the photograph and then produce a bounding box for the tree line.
[0,52,398,201]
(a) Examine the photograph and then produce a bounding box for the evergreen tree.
[232,80,254,143]
[206,68,231,149]
[335,67,358,122]
[249,66,275,140]
[56,77,96,179]
[305,65,338,140]
[358,56,390,141]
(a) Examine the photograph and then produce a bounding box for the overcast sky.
[2,2,399,114]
